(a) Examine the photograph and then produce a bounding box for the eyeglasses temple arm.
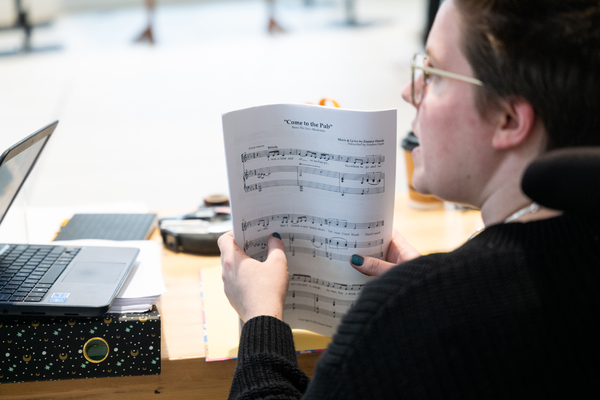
[414,64,483,86]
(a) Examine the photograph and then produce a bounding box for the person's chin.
[412,173,430,195]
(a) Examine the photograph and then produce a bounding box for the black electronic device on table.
[53,213,157,241]
[158,197,232,256]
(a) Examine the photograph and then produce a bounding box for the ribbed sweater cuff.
[239,316,298,363]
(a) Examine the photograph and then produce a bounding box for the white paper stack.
[49,239,166,313]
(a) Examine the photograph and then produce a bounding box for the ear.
[491,99,536,150]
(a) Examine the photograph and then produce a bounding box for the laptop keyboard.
[0,245,80,302]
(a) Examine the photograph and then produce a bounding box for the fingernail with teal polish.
[351,254,364,266]
[273,232,281,240]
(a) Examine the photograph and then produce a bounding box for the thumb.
[350,254,397,277]
[267,232,286,264]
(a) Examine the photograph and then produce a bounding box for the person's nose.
[401,79,413,106]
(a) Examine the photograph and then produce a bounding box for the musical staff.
[290,274,365,291]
[241,148,385,165]
[244,180,385,195]
[285,282,362,318]
[244,233,384,252]
[284,303,339,318]
[241,214,384,231]
[241,148,386,196]
[248,246,383,262]
[286,292,354,307]
[244,166,383,185]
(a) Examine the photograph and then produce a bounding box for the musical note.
[328,237,348,250]
[311,235,323,248]
[291,274,311,283]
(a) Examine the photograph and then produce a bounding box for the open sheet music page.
[222,103,397,337]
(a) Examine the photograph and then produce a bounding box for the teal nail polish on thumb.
[351,254,364,266]
[273,232,282,240]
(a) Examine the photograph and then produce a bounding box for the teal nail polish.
[273,232,281,240]
[351,254,364,266]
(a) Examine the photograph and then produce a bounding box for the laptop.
[0,121,139,317]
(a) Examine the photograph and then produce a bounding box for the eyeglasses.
[411,52,483,106]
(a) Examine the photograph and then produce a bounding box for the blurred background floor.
[0,0,425,220]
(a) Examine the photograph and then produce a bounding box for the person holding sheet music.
[218,0,600,398]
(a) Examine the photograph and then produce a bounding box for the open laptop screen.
[0,122,56,225]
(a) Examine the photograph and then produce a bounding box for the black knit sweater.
[229,213,600,399]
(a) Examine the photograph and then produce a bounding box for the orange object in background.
[318,98,340,107]
[307,98,341,107]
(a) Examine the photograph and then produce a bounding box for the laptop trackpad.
[62,262,126,284]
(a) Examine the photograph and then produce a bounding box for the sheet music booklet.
[222,103,396,337]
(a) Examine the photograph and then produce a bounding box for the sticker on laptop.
[49,293,70,303]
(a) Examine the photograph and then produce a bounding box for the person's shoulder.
[332,214,600,350]
[367,239,496,296]
[316,247,496,381]
[354,228,531,320]
[346,247,484,326]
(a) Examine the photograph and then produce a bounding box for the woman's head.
[454,0,600,150]
[402,0,600,211]
[401,1,508,205]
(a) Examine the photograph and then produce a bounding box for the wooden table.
[0,194,482,399]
